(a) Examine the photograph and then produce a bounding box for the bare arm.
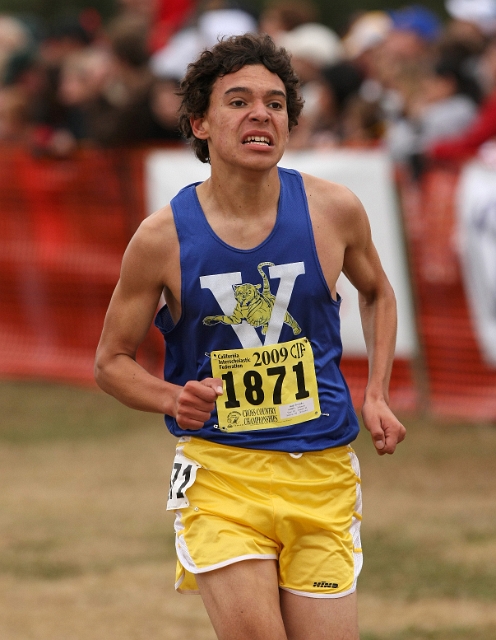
[303,173,405,454]
[94,208,222,430]
[341,194,406,455]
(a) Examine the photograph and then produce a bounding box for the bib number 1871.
[211,338,321,432]
[221,360,309,408]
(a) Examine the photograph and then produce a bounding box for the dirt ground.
[1,382,496,640]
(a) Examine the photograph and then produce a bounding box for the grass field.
[1,380,496,640]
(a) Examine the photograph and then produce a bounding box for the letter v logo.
[200,262,305,348]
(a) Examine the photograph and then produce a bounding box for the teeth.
[244,136,270,145]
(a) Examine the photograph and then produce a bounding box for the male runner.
[95,33,405,640]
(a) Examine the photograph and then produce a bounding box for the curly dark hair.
[177,33,304,163]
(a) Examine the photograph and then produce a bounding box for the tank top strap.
[277,167,310,230]
[170,181,205,241]
[278,166,306,198]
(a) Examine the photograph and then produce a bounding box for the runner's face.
[191,64,290,170]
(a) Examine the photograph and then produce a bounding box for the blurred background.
[1,0,496,638]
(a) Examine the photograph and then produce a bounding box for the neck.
[200,165,281,220]
[195,165,281,250]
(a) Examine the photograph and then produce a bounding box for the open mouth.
[243,136,271,146]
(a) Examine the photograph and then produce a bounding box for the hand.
[174,378,223,431]
[361,398,406,455]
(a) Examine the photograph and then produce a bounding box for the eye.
[268,101,284,110]
[230,99,246,107]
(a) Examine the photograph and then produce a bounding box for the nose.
[249,99,270,122]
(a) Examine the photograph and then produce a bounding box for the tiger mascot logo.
[203,262,301,335]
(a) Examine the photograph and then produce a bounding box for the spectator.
[57,46,113,141]
[372,5,442,94]
[150,0,258,81]
[278,22,344,82]
[340,11,392,109]
[342,11,393,61]
[339,6,447,159]
[277,22,345,148]
[82,15,168,146]
[339,11,393,147]
[0,15,32,82]
[427,36,496,160]
[23,13,101,155]
[39,14,98,69]
[284,59,366,149]
[258,0,319,41]
[0,47,70,154]
[445,0,496,41]
[386,55,480,169]
[148,77,184,142]
[339,94,386,146]
[437,0,494,93]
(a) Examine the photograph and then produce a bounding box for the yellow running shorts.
[168,436,363,598]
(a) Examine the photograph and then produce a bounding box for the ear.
[190,115,209,140]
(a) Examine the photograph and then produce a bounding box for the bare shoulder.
[124,204,177,264]
[301,172,354,201]
[300,172,369,244]
[120,203,179,289]
[128,204,176,256]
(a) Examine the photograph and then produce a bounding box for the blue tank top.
[155,167,359,452]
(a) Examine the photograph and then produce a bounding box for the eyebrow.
[224,86,287,100]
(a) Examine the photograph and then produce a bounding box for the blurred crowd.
[1,0,496,172]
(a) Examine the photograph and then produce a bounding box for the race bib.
[167,451,201,510]
[211,338,321,432]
